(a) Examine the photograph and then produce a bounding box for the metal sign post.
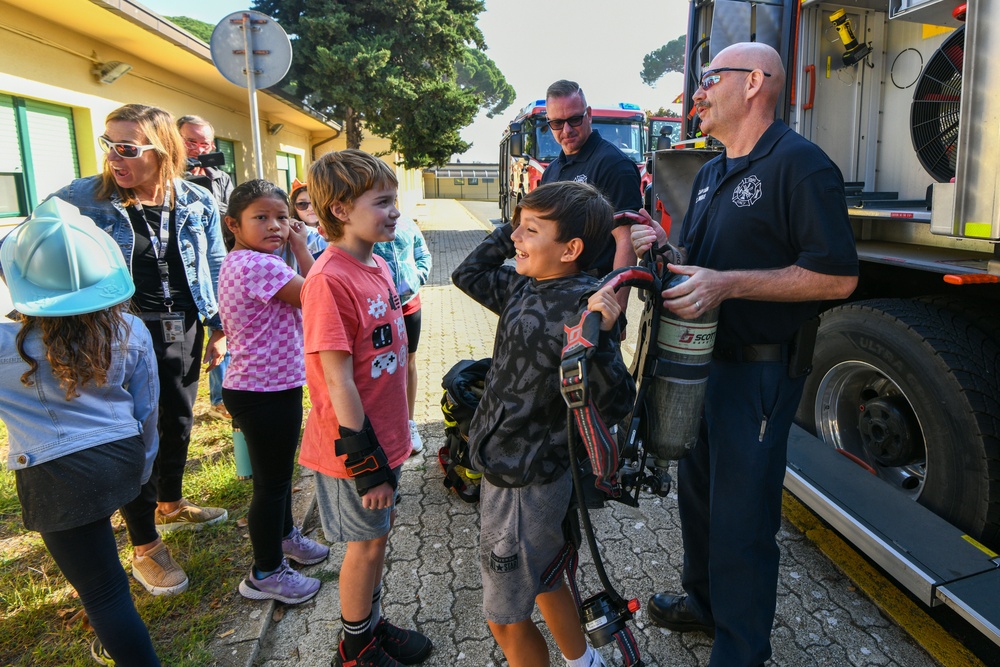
[241,14,264,179]
[210,11,292,180]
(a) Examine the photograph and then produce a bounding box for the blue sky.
[139,0,688,162]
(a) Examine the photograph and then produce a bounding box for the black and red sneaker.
[331,638,401,667]
[374,619,433,664]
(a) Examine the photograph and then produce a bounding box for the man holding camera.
[177,115,234,217]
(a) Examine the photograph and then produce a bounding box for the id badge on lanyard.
[160,312,185,343]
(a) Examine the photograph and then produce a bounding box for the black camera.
[186,152,226,170]
[184,152,226,189]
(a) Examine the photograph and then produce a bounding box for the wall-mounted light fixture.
[93,61,133,85]
[268,123,285,136]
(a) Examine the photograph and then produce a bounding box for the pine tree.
[641,35,686,87]
[253,0,513,167]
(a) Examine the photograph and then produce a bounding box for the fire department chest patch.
[732,174,763,208]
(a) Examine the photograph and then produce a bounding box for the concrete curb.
[208,476,321,667]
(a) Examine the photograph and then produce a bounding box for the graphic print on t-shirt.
[368,294,388,318]
[371,349,398,378]
[373,323,393,349]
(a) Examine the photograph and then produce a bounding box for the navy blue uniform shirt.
[680,120,858,348]
[540,130,642,276]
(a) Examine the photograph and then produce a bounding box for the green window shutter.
[0,95,22,173]
[275,151,297,192]
[0,95,26,217]
[215,137,237,183]
[24,99,79,204]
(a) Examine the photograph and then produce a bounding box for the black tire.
[796,299,1000,546]
[916,294,1000,350]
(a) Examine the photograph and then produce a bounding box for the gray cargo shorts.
[479,470,574,624]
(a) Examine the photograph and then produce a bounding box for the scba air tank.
[643,273,719,466]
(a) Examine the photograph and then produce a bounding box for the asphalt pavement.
[212,199,947,667]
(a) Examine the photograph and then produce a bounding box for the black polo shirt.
[680,120,858,347]
[540,130,642,275]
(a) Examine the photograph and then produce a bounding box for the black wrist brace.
[336,417,397,497]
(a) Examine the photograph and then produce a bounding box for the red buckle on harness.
[346,455,380,477]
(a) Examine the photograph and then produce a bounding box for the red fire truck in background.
[643,116,682,221]
[497,100,646,223]
[647,116,681,152]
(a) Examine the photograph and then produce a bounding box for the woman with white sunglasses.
[48,104,229,602]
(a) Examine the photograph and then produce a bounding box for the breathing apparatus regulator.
[556,210,719,664]
[829,8,872,67]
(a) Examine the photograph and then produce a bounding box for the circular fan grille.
[910,26,964,182]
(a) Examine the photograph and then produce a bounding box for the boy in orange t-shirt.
[299,150,432,667]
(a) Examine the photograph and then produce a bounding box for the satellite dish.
[210,11,292,89]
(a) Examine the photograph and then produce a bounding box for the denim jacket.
[50,176,226,329]
[373,216,431,305]
[0,314,160,482]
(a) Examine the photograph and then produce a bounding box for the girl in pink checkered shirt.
[218,179,331,604]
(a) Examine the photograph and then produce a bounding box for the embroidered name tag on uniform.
[490,552,518,573]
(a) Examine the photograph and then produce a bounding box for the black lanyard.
[134,180,174,312]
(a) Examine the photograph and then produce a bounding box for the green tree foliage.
[641,35,686,86]
[168,16,214,43]
[457,48,516,119]
[646,107,680,119]
[252,0,513,168]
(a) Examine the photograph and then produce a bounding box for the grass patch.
[0,369,282,666]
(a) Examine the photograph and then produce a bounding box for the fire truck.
[498,100,646,223]
[651,0,1000,643]
[647,116,681,153]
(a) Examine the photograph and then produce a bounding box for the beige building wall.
[0,0,423,218]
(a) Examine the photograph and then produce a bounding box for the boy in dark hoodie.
[453,180,636,667]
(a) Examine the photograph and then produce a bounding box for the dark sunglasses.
[99,136,157,159]
[546,114,586,130]
[699,67,772,91]
[294,200,313,211]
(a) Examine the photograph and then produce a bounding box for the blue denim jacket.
[0,314,160,482]
[373,216,431,305]
[50,176,226,329]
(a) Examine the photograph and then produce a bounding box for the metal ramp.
[784,425,1000,646]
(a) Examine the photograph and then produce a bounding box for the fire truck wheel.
[796,298,1000,547]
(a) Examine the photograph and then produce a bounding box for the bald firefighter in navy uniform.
[631,43,859,666]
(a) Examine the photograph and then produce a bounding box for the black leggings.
[40,517,160,666]
[121,312,204,547]
[403,308,421,353]
[222,387,303,572]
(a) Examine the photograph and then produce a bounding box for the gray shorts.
[315,466,402,543]
[479,470,574,624]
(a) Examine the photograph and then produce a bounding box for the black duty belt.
[713,343,786,363]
